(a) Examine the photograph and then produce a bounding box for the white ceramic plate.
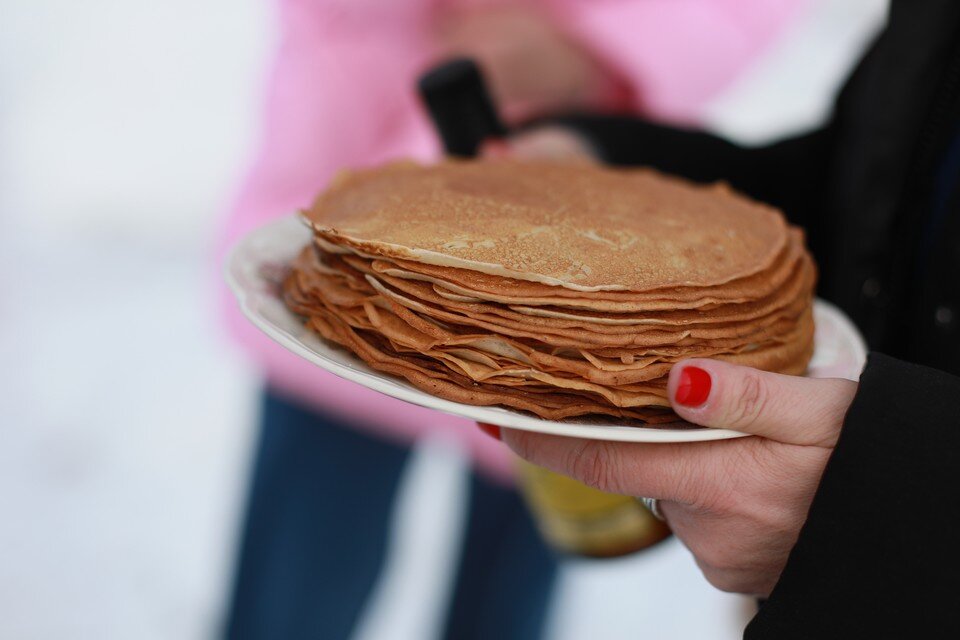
[225,216,868,443]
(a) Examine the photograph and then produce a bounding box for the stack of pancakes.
[284,160,815,425]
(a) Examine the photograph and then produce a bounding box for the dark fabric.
[746,354,960,638]
[439,471,558,640]
[554,0,960,370]
[545,1,960,636]
[224,390,410,640]
[548,116,832,234]
[224,389,558,640]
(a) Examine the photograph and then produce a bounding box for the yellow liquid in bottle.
[518,461,671,558]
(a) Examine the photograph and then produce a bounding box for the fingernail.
[675,366,711,407]
[477,423,502,440]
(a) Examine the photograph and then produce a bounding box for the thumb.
[667,359,858,447]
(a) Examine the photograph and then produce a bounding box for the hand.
[488,359,858,596]
[480,126,598,163]
[434,6,626,124]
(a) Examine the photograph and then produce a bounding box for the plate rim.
[225,216,865,444]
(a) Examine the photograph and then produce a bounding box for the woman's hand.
[434,5,625,124]
[489,359,858,596]
[480,126,598,162]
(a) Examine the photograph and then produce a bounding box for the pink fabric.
[217,0,807,483]
[555,0,807,123]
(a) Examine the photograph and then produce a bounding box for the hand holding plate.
[500,360,858,596]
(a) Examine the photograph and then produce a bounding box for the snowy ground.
[0,1,885,638]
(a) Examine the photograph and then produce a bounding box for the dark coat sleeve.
[547,116,960,635]
[745,353,960,639]
[547,114,832,230]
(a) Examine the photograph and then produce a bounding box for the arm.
[746,354,960,638]
[488,353,960,636]
[218,0,441,250]
[554,0,811,123]
[550,114,832,230]
[436,0,808,126]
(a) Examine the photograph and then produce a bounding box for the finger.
[479,138,511,159]
[667,359,858,447]
[501,127,597,161]
[500,427,723,503]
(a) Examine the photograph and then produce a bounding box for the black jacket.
[557,1,960,637]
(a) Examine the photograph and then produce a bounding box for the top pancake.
[303,160,789,292]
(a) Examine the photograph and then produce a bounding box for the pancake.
[364,228,807,309]
[304,160,789,292]
[286,160,817,425]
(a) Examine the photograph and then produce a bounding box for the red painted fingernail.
[477,423,502,440]
[675,366,711,407]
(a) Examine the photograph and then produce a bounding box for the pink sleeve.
[218,0,443,253]
[215,0,809,482]
[553,0,810,123]
[215,0,517,483]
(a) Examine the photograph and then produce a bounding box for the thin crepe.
[286,160,816,425]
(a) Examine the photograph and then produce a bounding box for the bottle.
[517,461,671,558]
[418,58,507,157]
[416,62,670,557]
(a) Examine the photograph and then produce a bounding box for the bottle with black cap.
[417,59,671,557]
[418,57,507,157]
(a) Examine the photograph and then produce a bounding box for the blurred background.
[0,1,886,638]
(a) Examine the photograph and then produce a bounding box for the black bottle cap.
[418,58,508,157]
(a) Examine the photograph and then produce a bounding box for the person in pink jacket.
[220,2,807,638]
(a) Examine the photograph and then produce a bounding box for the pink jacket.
[219,0,807,482]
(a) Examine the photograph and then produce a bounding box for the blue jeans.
[224,388,558,640]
